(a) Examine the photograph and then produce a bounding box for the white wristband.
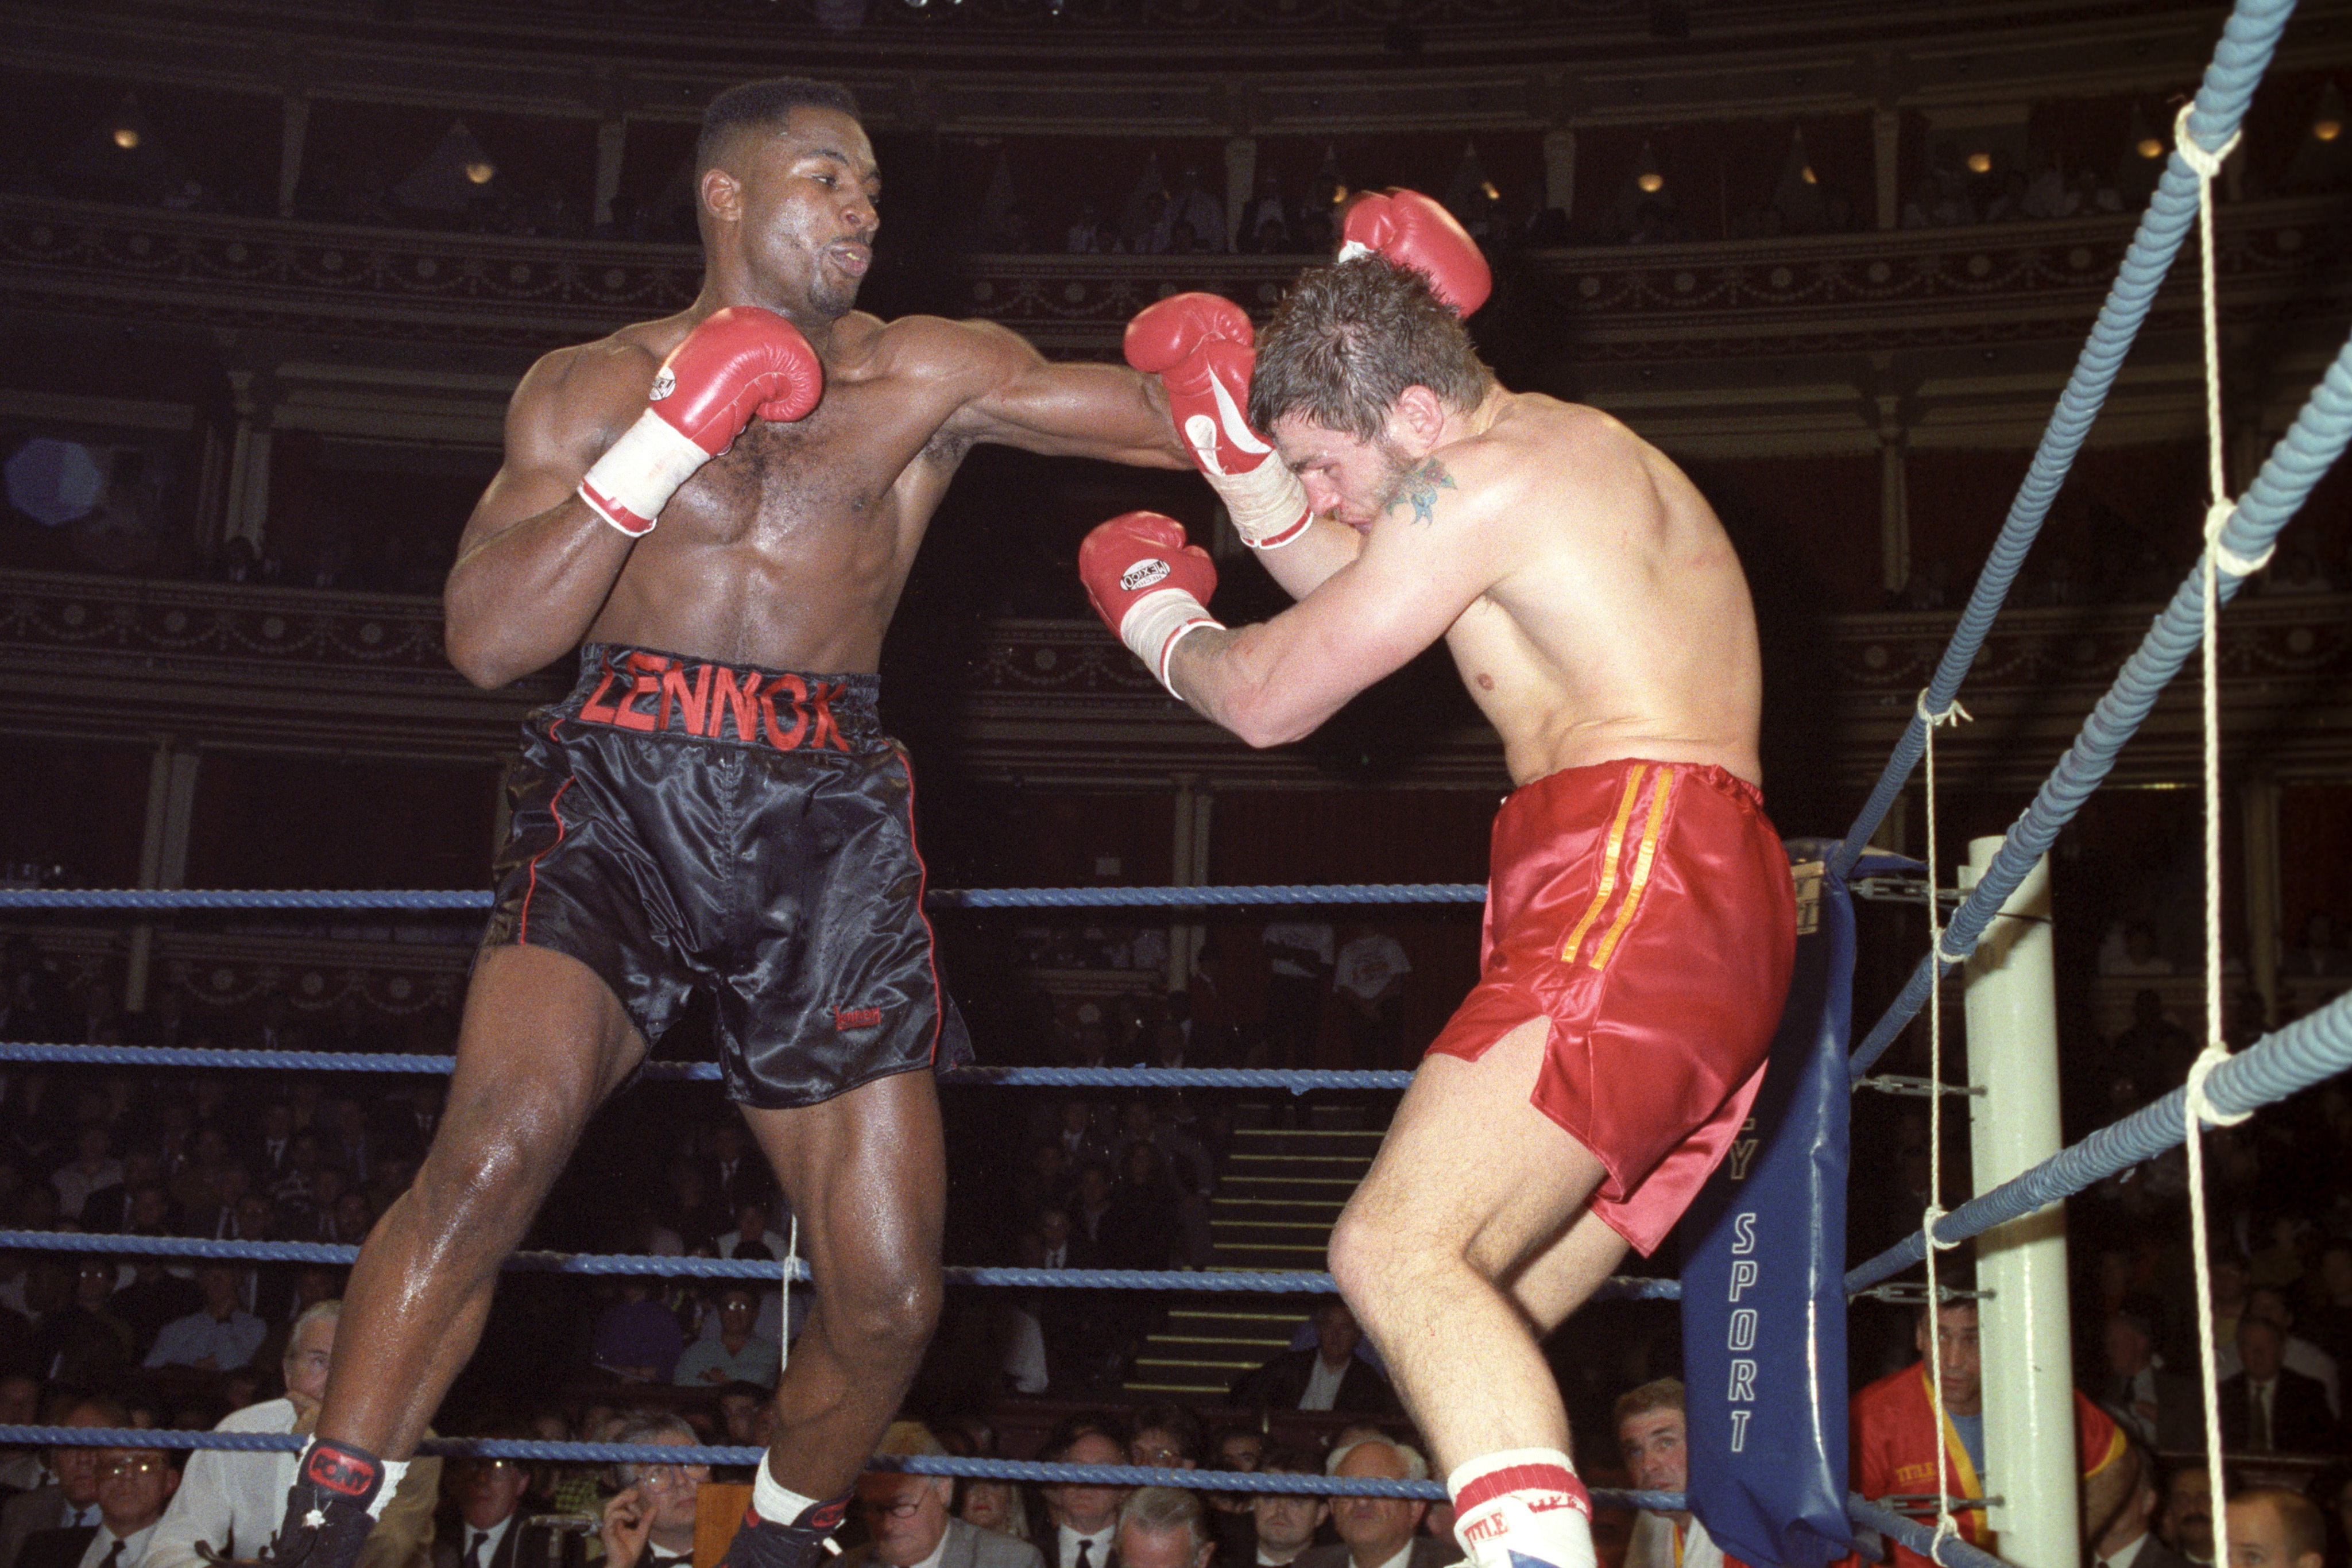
[577,408,712,537]
[1206,456,1312,549]
[1117,587,1222,695]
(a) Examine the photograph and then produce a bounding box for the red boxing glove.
[1339,189,1492,317]
[1079,511,1223,695]
[579,306,824,537]
[1124,294,1311,549]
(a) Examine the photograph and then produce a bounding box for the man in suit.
[2218,1318,2339,1454]
[841,1422,1039,1568]
[2091,1449,2191,1568]
[1112,1490,1212,1568]
[1035,1416,1130,1568]
[1247,1450,1329,1568]
[1295,1438,1457,1568]
[1229,1300,1399,1415]
[0,1396,118,1568]
[18,1447,181,1568]
[2098,1299,2205,1455]
[431,1438,577,1568]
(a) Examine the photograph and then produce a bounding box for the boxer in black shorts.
[485,644,970,1105]
[249,76,1187,1568]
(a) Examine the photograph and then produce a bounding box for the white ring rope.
[1917,688,1973,1554]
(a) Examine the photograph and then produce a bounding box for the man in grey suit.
[0,1396,119,1568]
[1112,1490,1212,1568]
[1294,1439,1457,1568]
[841,1424,1040,1568]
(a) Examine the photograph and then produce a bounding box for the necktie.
[1074,1541,1094,1568]
[465,1530,487,1568]
[2253,1383,2273,1451]
[101,1538,125,1568]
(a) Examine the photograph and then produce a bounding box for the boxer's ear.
[701,167,742,226]
[1392,385,1448,451]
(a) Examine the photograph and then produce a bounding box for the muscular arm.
[933,319,1190,467]
[1250,515,1364,602]
[442,341,661,689]
[1165,460,1500,746]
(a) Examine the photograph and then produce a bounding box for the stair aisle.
[1123,1124,1386,1399]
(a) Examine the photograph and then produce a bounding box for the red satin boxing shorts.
[1426,757,1797,1254]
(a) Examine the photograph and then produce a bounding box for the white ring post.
[1957,837,2076,1568]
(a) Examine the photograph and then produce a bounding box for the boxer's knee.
[815,1259,941,1370]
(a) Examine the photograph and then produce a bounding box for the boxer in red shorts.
[1080,203,1794,1568]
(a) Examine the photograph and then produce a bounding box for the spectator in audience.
[33,1258,135,1387]
[1035,1414,1131,1568]
[1614,1379,1718,1568]
[50,1128,122,1225]
[0,1395,121,1568]
[2218,1287,2340,1416]
[2161,1462,2216,1567]
[1114,1489,1213,1568]
[14,1442,175,1568]
[587,1278,683,1384]
[2219,1317,2339,1454]
[431,1435,569,1568]
[1229,1298,1399,1414]
[0,1374,43,1493]
[1295,1437,1450,1568]
[960,1481,1028,1543]
[2092,1447,2192,1568]
[2098,1296,2204,1453]
[2223,1489,2326,1568]
[844,1420,1041,1568]
[1248,1448,1328,1568]
[597,1413,705,1568]
[672,1286,779,1387]
[143,1265,264,1373]
[1128,1408,1201,1476]
[145,1300,439,1568]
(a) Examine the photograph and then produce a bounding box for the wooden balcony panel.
[5,196,2346,366]
[1,570,2345,791]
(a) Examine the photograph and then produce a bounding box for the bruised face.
[706,106,880,322]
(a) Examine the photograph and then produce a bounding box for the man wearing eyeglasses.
[145,1303,440,1568]
[599,1416,706,1568]
[840,1423,1040,1568]
[431,1432,575,1568]
[14,1447,181,1568]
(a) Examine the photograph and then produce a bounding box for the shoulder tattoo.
[1390,458,1456,526]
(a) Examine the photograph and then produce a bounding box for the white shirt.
[79,1520,163,1568]
[1263,924,1333,978]
[1299,1356,1347,1412]
[456,1513,515,1568]
[1056,1525,1114,1568]
[2099,1531,2154,1568]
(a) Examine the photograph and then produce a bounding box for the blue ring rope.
[1830,0,2298,878]
[0,1426,1677,1508]
[0,885,1484,912]
[1847,988,2352,1294]
[1847,313,2352,1078]
[0,1041,1414,1093]
[0,1227,1681,1301]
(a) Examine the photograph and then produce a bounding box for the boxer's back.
[1437,393,1763,788]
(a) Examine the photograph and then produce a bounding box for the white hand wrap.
[577,409,714,537]
[1117,586,1222,695]
[1178,421,1310,549]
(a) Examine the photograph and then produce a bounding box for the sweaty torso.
[1436,394,1763,787]
[582,311,970,673]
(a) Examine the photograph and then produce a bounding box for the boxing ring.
[5,0,2352,1561]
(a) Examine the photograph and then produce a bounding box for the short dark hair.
[1250,257,1493,442]
[698,78,861,173]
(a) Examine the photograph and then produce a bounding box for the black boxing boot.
[200,1437,388,1568]
[710,1492,850,1568]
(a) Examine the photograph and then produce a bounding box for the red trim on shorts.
[516,716,574,946]
[896,746,943,1067]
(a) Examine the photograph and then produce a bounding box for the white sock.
[752,1460,822,1527]
[1448,1448,1594,1568]
[367,1460,409,1520]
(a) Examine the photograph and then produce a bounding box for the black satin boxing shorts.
[480,644,970,1108]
